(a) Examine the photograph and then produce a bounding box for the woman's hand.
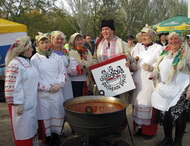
[49,84,60,93]
[148,72,158,80]
[142,63,153,72]
[80,60,87,69]
[186,90,190,100]
[125,60,130,68]
[16,105,24,116]
[80,60,86,66]
[130,64,138,71]
[68,69,78,76]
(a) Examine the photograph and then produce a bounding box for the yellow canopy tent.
[0,18,27,64]
[0,18,27,33]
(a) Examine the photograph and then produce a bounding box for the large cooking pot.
[63,96,127,137]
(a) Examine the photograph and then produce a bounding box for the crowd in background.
[3,19,190,146]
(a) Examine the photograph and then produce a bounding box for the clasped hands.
[79,59,87,69]
[142,63,153,72]
[49,83,60,93]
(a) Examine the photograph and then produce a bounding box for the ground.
[0,102,189,146]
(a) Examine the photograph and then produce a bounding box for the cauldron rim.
[63,95,127,115]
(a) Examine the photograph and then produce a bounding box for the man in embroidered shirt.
[95,18,137,137]
[96,19,133,64]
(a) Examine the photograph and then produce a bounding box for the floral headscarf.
[5,36,32,66]
[68,32,88,61]
[155,32,186,83]
[141,25,157,41]
[160,32,184,69]
[9,36,31,52]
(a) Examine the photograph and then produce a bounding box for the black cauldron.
[63,96,127,137]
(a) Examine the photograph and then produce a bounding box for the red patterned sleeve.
[4,64,19,104]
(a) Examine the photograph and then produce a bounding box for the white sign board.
[90,55,136,97]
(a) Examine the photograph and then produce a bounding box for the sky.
[55,0,70,11]
[55,0,190,16]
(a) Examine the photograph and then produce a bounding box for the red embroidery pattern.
[5,64,19,104]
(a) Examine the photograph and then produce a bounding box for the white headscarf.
[5,36,31,66]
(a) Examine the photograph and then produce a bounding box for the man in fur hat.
[95,19,137,136]
[96,19,132,62]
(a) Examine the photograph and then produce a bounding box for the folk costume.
[131,26,163,137]
[96,36,130,61]
[50,31,73,101]
[96,19,135,106]
[151,32,190,145]
[96,19,131,62]
[68,33,93,97]
[31,34,66,144]
[95,19,137,136]
[5,36,39,146]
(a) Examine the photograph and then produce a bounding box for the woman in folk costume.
[4,36,39,146]
[67,32,93,97]
[150,32,190,146]
[130,26,163,139]
[30,33,66,145]
[49,30,73,101]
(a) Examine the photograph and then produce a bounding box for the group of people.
[4,30,94,145]
[4,18,190,146]
[130,26,190,146]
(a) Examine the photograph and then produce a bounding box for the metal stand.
[86,128,89,146]
[126,115,135,146]
[60,119,66,135]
